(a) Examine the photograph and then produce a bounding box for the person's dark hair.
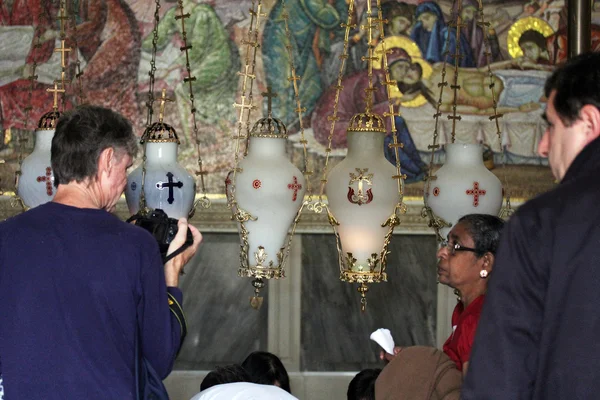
[241,351,291,393]
[544,52,600,127]
[51,105,138,186]
[518,29,547,52]
[347,368,381,400]
[200,364,251,392]
[457,214,505,257]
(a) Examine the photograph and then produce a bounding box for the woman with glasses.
[437,214,505,376]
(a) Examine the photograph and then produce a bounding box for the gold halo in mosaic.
[507,17,554,59]
[373,35,423,69]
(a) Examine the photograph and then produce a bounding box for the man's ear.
[97,147,115,177]
[579,104,600,144]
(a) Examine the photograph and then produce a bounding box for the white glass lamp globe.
[325,113,401,283]
[125,121,195,219]
[18,110,61,208]
[425,143,503,240]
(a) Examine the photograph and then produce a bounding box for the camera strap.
[162,241,191,264]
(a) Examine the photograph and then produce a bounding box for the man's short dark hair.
[51,105,138,186]
[347,368,381,400]
[200,364,251,392]
[458,214,505,257]
[241,351,291,393]
[544,52,600,127]
[518,29,547,51]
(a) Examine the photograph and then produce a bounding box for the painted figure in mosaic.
[311,48,428,183]
[410,1,475,67]
[452,0,502,67]
[262,0,347,129]
[68,0,142,131]
[382,1,415,38]
[141,0,238,147]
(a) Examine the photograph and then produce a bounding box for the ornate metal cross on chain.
[262,86,277,117]
[46,81,65,111]
[157,88,173,123]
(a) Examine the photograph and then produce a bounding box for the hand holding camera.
[128,209,202,286]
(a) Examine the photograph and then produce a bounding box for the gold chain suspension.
[374,0,406,220]
[229,0,266,208]
[68,0,86,105]
[422,0,462,241]
[137,0,163,215]
[474,0,513,218]
[280,0,313,199]
[310,0,356,213]
[449,0,464,143]
[174,0,210,217]
[55,0,72,111]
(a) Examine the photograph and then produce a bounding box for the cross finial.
[47,81,65,111]
[54,39,72,68]
[158,88,173,122]
[262,86,278,117]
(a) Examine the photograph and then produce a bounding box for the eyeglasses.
[441,240,478,256]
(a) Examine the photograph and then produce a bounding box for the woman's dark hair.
[51,105,138,186]
[544,52,600,127]
[241,351,291,393]
[347,368,381,400]
[457,214,505,257]
[200,364,251,392]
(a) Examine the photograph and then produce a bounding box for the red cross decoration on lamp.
[466,181,486,207]
[287,176,302,201]
[36,167,54,196]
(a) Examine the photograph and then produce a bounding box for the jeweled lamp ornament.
[126,89,196,219]
[228,88,306,310]
[17,82,64,208]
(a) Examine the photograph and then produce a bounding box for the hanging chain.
[137,0,162,215]
[374,0,406,219]
[55,0,71,112]
[229,0,265,209]
[422,0,461,241]
[240,1,263,158]
[449,0,464,143]
[174,0,210,217]
[281,0,313,199]
[309,0,356,212]
[474,0,513,218]
[68,0,86,105]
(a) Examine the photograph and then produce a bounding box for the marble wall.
[174,232,438,373]
[301,234,437,371]
[175,234,269,370]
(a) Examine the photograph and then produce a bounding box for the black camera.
[128,208,193,262]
